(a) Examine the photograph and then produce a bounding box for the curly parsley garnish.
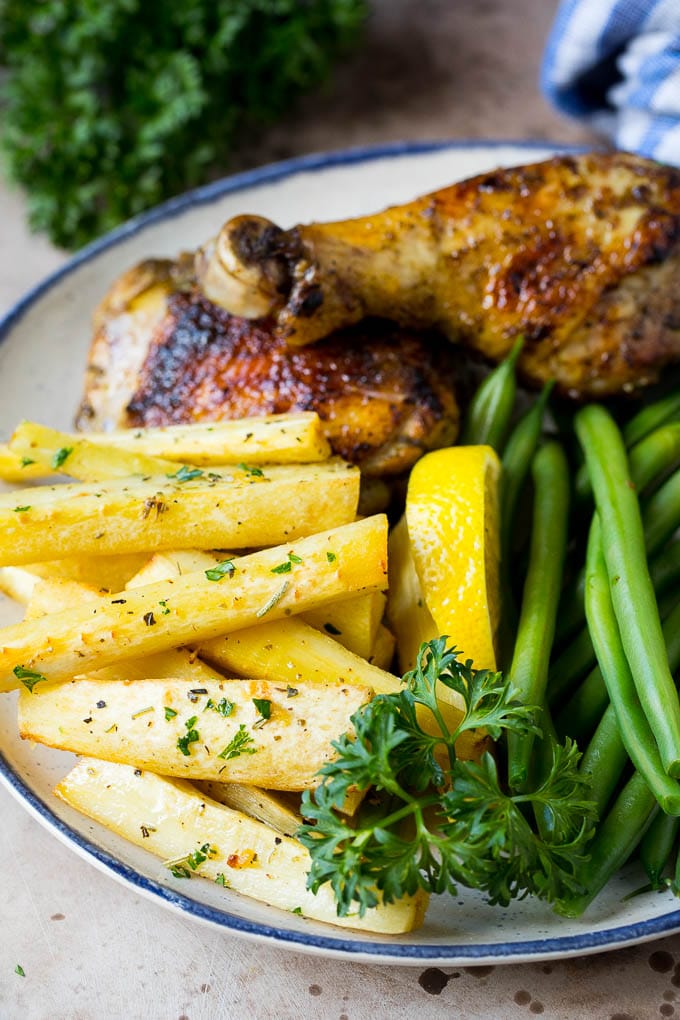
[298,637,596,918]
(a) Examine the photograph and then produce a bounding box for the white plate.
[2,140,679,966]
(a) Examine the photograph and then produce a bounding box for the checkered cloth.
[542,0,680,164]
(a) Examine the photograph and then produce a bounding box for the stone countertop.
[1,1,680,1017]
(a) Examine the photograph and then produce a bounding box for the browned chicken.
[195,152,680,398]
[77,259,459,477]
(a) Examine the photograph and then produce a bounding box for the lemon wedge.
[388,445,501,676]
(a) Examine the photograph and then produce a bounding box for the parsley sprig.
[298,638,596,917]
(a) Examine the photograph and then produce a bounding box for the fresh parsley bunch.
[299,638,596,916]
[0,0,367,248]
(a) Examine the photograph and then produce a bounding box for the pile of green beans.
[466,347,680,916]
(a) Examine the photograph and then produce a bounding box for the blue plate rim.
[5,136,677,964]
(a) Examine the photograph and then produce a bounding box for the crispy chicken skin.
[196,152,680,398]
[77,264,459,477]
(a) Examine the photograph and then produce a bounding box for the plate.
[2,140,679,966]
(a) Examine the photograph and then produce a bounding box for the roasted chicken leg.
[77,259,459,477]
[196,152,680,398]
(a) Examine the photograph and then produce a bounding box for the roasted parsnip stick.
[195,782,302,837]
[9,422,178,481]
[81,413,332,464]
[0,516,388,691]
[0,460,359,564]
[56,759,427,932]
[302,592,385,660]
[20,676,371,789]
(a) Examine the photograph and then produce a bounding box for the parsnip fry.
[127,547,485,761]
[23,574,223,685]
[26,553,149,592]
[9,422,178,481]
[200,619,488,763]
[56,759,427,932]
[195,782,302,837]
[303,592,385,659]
[76,413,330,465]
[26,576,106,614]
[0,460,359,565]
[125,550,221,589]
[370,623,397,671]
[137,557,383,660]
[0,566,42,606]
[20,677,371,789]
[0,516,388,691]
[0,443,46,483]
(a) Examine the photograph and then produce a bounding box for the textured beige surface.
[1,2,676,1017]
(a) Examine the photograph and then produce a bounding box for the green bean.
[553,570,587,645]
[642,468,680,557]
[674,843,680,897]
[630,423,680,492]
[624,390,680,447]
[506,441,569,791]
[556,661,608,742]
[575,405,680,778]
[640,813,680,889]
[501,381,554,551]
[548,627,598,707]
[574,599,680,811]
[460,336,523,450]
[552,538,680,713]
[556,424,680,644]
[649,539,680,598]
[557,772,658,917]
[498,381,554,659]
[575,421,680,502]
[578,706,629,817]
[584,518,680,814]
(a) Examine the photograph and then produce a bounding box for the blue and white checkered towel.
[543,0,680,164]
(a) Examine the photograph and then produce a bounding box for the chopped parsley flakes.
[13,665,47,693]
[165,843,217,879]
[51,446,73,470]
[205,559,236,582]
[218,724,257,761]
[167,465,204,483]
[271,551,303,575]
[205,697,234,717]
[237,462,265,478]
[177,716,200,756]
[252,698,272,728]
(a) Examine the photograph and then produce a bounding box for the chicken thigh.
[77,259,459,477]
